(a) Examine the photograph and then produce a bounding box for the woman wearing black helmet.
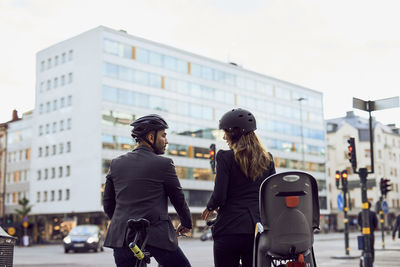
[202,108,276,267]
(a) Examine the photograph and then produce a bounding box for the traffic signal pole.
[341,171,350,255]
[378,196,385,249]
[359,168,373,267]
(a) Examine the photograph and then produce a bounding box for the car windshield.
[69,226,98,235]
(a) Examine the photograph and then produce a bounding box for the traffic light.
[347,137,357,170]
[341,170,348,188]
[209,143,216,174]
[380,178,392,197]
[335,171,340,188]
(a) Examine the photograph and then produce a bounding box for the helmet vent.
[239,114,244,117]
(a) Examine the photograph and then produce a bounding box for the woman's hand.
[202,208,213,220]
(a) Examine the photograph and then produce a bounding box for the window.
[62,52,66,63]
[60,120,64,131]
[59,143,64,154]
[37,192,41,202]
[59,166,63,177]
[68,50,73,61]
[55,55,59,66]
[52,122,57,133]
[47,80,51,90]
[66,142,71,152]
[66,165,70,176]
[61,97,65,108]
[26,148,30,160]
[44,191,48,202]
[41,61,45,71]
[51,190,55,201]
[45,146,49,157]
[61,75,65,86]
[67,95,72,106]
[39,125,43,136]
[44,168,48,179]
[40,104,43,114]
[54,77,58,88]
[68,73,73,83]
[58,190,62,201]
[47,58,52,69]
[45,124,50,134]
[52,144,56,155]
[51,167,55,178]
[40,81,44,92]
[66,189,70,200]
[53,100,58,111]
[46,102,51,113]
[38,147,42,157]
[14,171,19,183]
[67,118,71,130]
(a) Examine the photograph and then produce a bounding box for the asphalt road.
[13,232,400,267]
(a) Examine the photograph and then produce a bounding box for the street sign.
[382,200,389,214]
[374,96,399,111]
[337,194,344,211]
[353,96,399,112]
[7,227,16,236]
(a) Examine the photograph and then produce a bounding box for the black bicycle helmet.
[219,108,256,140]
[130,114,168,138]
[130,114,168,154]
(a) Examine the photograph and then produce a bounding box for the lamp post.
[297,97,306,170]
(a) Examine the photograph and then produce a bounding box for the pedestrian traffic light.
[347,137,357,170]
[209,143,216,174]
[341,170,348,188]
[335,171,340,188]
[380,178,392,197]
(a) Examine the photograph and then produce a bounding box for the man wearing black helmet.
[103,114,192,267]
[202,108,276,267]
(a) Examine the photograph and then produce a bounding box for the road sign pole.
[359,167,373,267]
[343,190,349,255]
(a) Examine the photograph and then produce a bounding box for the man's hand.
[202,208,213,220]
[176,224,191,237]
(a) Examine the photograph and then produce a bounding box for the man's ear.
[146,131,155,143]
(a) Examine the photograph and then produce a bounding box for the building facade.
[4,110,33,217]
[326,111,400,231]
[0,122,8,220]
[30,26,327,239]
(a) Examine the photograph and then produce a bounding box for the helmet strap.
[143,130,159,154]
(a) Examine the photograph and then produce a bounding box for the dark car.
[63,225,104,253]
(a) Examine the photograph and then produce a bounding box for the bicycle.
[126,218,152,267]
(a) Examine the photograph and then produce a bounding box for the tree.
[15,197,32,220]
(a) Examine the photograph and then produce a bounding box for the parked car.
[63,224,104,253]
[200,228,213,241]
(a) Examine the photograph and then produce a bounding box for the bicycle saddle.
[127,218,150,231]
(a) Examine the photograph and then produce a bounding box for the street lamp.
[297,97,306,170]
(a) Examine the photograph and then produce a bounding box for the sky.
[0,0,399,127]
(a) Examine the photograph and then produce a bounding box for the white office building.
[32,26,327,240]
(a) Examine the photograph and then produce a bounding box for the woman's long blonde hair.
[228,131,272,181]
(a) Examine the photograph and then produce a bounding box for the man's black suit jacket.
[103,146,192,251]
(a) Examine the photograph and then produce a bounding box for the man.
[357,202,378,263]
[392,213,400,240]
[103,114,192,267]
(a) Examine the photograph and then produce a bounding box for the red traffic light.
[335,171,340,180]
[209,150,215,156]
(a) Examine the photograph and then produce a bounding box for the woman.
[202,108,276,267]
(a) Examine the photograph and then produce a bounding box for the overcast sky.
[1,0,399,127]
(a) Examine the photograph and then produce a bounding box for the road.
[14,232,400,266]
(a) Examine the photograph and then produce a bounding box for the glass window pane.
[102,86,117,102]
[136,48,149,63]
[149,52,163,67]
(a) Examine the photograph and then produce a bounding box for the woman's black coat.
[206,149,276,238]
